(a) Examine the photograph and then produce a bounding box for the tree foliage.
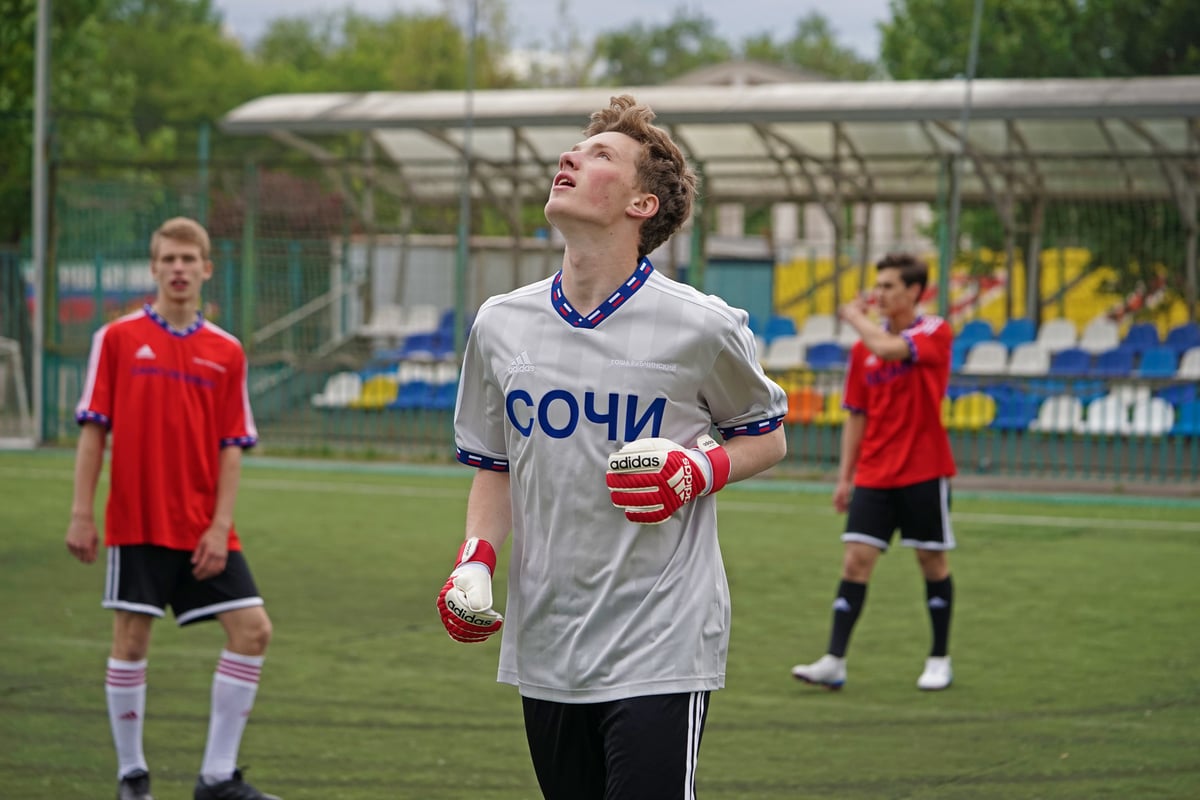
[254,8,517,93]
[590,10,734,86]
[743,12,878,80]
[881,0,1200,79]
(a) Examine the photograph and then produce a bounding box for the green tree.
[590,9,733,86]
[743,12,878,80]
[254,7,516,93]
[0,0,142,245]
[881,0,1200,79]
[98,0,261,143]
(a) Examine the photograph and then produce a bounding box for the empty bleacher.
[313,304,463,412]
[759,312,1200,439]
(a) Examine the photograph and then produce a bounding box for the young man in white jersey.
[436,96,789,799]
[791,253,958,692]
[66,217,280,800]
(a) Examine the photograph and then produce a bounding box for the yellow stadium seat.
[950,392,997,430]
[815,391,848,425]
[349,375,399,409]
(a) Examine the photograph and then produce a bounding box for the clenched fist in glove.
[606,435,732,524]
[437,537,504,642]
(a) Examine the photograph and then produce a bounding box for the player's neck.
[887,308,918,331]
[152,298,201,331]
[559,242,641,313]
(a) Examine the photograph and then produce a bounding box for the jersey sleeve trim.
[456,447,510,472]
[718,415,783,438]
[900,332,919,362]
[76,409,112,428]
[220,435,258,449]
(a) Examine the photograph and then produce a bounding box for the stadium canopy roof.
[221,76,1200,207]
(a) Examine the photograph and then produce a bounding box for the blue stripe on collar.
[550,258,655,329]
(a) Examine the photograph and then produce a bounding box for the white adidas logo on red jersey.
[135,344,156,360]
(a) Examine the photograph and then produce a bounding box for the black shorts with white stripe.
[842,476,956,551]
[522,691,709,800]
[103,544,264,625]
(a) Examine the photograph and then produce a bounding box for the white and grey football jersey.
[454,258,787,703]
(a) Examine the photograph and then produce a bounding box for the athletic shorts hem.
[898,536,955,551]
[101,600,166,617]
[176,597,263,626]
[841,532,890,550]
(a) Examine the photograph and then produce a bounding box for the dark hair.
[583,95,698,259]
[876,252,929,297]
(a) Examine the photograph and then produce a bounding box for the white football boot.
[791,654,847,690]
[916,656,953,691]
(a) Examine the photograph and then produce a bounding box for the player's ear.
[628,192,658,220]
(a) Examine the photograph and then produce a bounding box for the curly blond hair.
[583,96,698,259]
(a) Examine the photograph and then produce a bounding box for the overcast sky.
[212,0,891,58]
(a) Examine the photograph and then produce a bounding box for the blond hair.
[151,217,211,260]
[583,95,698,259]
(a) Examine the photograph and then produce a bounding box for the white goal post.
[0,336,36,449]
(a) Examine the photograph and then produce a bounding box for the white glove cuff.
[689,447,715,495]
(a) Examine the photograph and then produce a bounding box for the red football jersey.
[76,306,258,551]
[842,315,957,489]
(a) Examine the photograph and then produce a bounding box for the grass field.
[1,449,1198,799]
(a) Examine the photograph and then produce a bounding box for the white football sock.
[200,649,263,784]
[106,658,148,778]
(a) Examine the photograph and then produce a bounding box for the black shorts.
[842,477,955,552]
[522,691,709,800]
[102,545,264,625]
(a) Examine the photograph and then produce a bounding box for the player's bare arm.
[723,427,787,483]
[66,423,106,564]
[191,445,242,580]
[840,299,910,361]
[464,469,513,550]
[834,413,866,513]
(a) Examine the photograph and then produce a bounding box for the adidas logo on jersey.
[507,350,536,374]
[135,344,156,360]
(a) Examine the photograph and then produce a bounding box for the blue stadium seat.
[997,318,1036,351]
[1121,322,1160,356]
[399,332,440,360]
[1137,346,1178,379]
[1090,348,1134,378]
[1165,322,1200,355]
[1155,383,1198,406]
[1171,400,1200,436]
[950,345,968,373]
[957,319,995,349]
[805,342,846,370]
[990,392,1041,431]
[1048,347,1091,376]
[388,380,435,410]
[428,381,459,410]
[764,315,798,344]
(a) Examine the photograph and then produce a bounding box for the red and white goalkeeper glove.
[437,538,504,643]
[606,435,732,524]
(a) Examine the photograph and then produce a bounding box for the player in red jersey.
[792,252,958,692]
[65,218,280,800]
